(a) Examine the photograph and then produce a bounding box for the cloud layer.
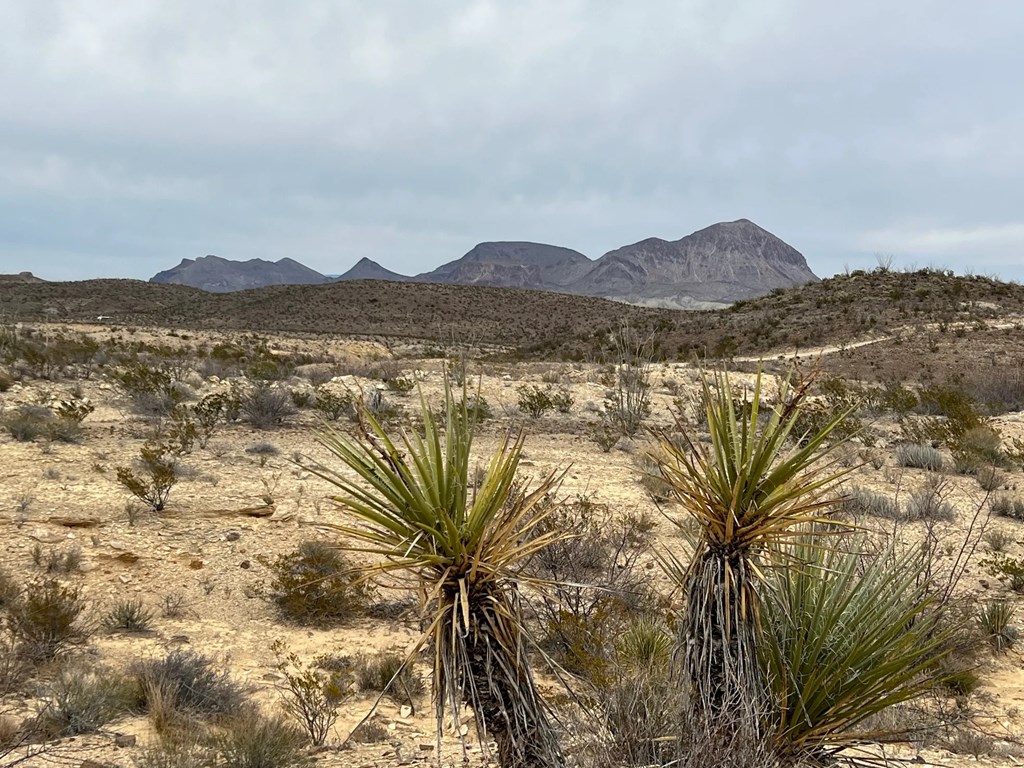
[1,1,1022,281]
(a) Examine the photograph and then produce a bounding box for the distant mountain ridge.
[148,220,818,307]
[151,255,329,292]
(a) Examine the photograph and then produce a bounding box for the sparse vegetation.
[102,598,154,632]
[7,579,88,661]
[895,442,945,472]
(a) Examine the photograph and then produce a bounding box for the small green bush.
[978,600,1017,652]
[102,598,154,632]
[262,541,373,624]
[7,579,88,661]
[894,443,945,472]
[313,388,352,422]
[272,641,351,746]
[981,553,1024,593]
[116,442,177,511]
[517,384,554,418]
[2,405,52,442]
[976,465,1007,492]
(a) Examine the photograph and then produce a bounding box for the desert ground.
[2,321,1024,767]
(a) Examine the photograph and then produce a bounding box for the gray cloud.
[1,1,1022,282]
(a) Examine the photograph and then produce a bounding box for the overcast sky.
[1,1,1022,282]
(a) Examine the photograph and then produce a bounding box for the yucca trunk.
[681,548,768,763]
[439,586,564,768]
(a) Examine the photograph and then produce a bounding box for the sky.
[1,1,1023,283]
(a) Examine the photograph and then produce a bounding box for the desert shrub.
[761,537,951,762]
[350,651,424,704]
[636,449,674,502]
[245,441,279,456]
[976,465,1007,492]
[164,406,198,455]
[348,718,389,743]
[113,362,184,416]
[192,392,233,447]
[894,442,945,471]
[978,600,1017,652]
[132,735,210,768]
[526,496,656,683]
[981,553,1024,593]
[602,323,654,437]
[6,579,87,661]
[550,385,574,414]
[2,404,52,442]
[211,710,311,768]
[385,376,415,395]
[904,477,957,521]
[588,418,620,452]
[261,541,372,624]
[0,568,18,610]
[0,634,27,696]
[984,529,1014,553]
[116,442,177,511]
[102,598,154,632]
[272,641,351,746]
[792,376,863,446]
[34,662,131,737]
[0,369,11,391]
[600,617,680,766]
[313,388,352,421]
[239,381,295,429]
[131,650,244,718]
[992,495,1024,521]
[841,486,901,519]
[54,397,93,424]
[290,388,315,409]
[31,544,83,574]
[517,384,554,418]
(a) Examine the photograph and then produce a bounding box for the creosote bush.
[261,540,373,624]
[240,381,296,429]
[34,662,131,737]
[272,641,351,746]
[116,442,177,511]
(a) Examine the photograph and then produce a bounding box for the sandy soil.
[2,324,1024,767]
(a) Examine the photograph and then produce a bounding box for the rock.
[239,560,251,569]
[400,704,412,718]
[114,733,137,747]
[225,531,241,542]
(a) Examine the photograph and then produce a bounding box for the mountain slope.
[151,255,329,292]
[570,219,818,308]
[335,258,412,282]
[416,242,593,291]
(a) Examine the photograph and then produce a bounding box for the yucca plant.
[655,367,854,754]
[302,383,567,767]
[761,534,949,764]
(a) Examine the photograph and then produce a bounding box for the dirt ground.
[3,324,1024,767]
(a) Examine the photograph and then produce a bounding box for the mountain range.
[149,219,818,308]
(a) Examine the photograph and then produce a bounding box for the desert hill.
[335,258,412,283]
[146,219,817,307]
[415,241,593,292]
[571,219,819,308]
[0,271,46,284]
[4,267,1024,387]
[151,255,330,292]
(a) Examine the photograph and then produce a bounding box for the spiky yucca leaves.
[655,367,854,753]
[304,384,566,768]
[761,535,949,764]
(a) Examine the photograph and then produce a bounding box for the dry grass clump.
[895,442,945,471]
